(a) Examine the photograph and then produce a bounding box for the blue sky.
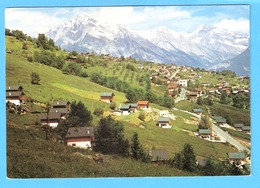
[5,5,249,37]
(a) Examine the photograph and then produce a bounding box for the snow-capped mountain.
[46,15,249,72]
[139,25,248,67]
[210,47,250,76]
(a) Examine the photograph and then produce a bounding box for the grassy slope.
[6,51,237,159]
[7,114,195,178]
[6,54,127,112]
[6,36,241,177]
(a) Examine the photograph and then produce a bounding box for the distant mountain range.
[46,15,250,75]
[210,47,250,76]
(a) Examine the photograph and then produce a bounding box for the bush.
[31,72,40,84]
[93,108,104,116]
[138,112,145,121]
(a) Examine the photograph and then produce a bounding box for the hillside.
[7,114,195,177]
[6,35,249,177]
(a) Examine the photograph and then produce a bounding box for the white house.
[178,79,188,87]
[66,127,95,149]
[6,86,25,105]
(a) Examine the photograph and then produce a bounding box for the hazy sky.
[5,5,249,37]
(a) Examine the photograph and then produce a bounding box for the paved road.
[211,124,250,153]
[175,88,186,103]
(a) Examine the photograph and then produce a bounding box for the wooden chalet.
[242,126,250,133]
[228,152,246,165]
[137,101,149,109]
[128,103,138,112]
[198,129,212,140]
[100,92,115,103]
[52,101,70,108]
[214,116,227,126]
[49,108,69,119]
[6,91,25,106]
[6,86,23,92]
[66,127,95,149]
[157,117,172,128]
[119,104,131,115]
[6,86,25,105]
[233,123,244,130]
[40,112,62,128]
[187,92,199,102]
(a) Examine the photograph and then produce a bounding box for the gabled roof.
[187,92,198,96]
[158,117,170,122]
[215,117,226,123]
[228,152,246,159]
[119,104,131,110]
[6,91,25,97]
[52,101,69,107]
[167,83,179,89]
[199,129,212,135]
[40,112,62,120]
[138,101,149,105]
[100,92,114,97]
[66,127,94,138]
[193,109,203,113]
[127,103,138,108]
[234,123,244,128]
[49,108,69,114]
[6,86,23,91]
[150,149,170,162]
[242,126,250,131]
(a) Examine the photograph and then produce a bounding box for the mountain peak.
[46,14,249,74]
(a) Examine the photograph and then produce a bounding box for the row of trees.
[220,92,250,109]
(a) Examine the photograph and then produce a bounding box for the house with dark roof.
[128,103,138,112]
[242,126,250,133]
[234,123,244,130]
[6,86,24,92]
[52,101,70,108]
[198,129,212,140]
[157,117,172,128]
[187,92,199,102]
[100,92,115,103]
[49,108,69,119]
[40,112,62,128]
[6,91,25,106]
[119,104,131,115]
[66,127,95,149]
[214,116,226,126]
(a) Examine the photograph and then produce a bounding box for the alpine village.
[6,28,250,178]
